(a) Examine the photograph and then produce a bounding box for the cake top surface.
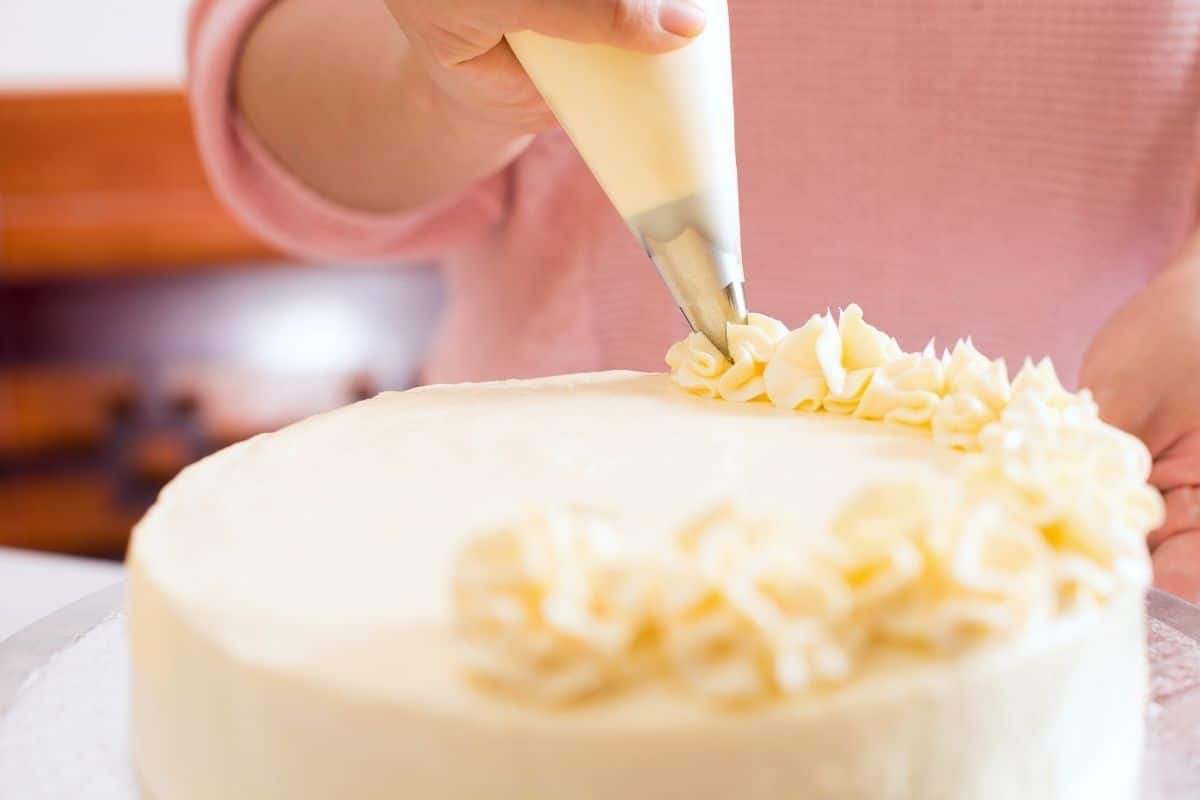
[133,370,951,644]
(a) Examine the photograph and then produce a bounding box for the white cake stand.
[3,584,1200,799]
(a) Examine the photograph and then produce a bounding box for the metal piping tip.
[644,226,747,359]
[683,279,745,357]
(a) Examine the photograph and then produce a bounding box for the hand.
[1082,255,1200,602]
[384,0,708,131]
[236,0,705,214]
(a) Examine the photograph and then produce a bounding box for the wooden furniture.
[0,89,276,276]
[0,367,136,458]
[0,475,139,558]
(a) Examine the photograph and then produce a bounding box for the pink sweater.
[189,0,1200,387]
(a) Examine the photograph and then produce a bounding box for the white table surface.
[0,548,124,644]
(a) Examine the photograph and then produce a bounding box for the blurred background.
[0,1,444,560]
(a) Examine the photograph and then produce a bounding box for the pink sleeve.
[187,0,507,262]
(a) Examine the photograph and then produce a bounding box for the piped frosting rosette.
[454,306,1161,705]
[453,508,656,703]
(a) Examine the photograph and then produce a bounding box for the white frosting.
[456,306,1161,705]
[716,313,788,402]
[853,346,944,426]
[128,368,1151,800]
[657,506,859,701]
[454,509,654,703]
[663,330,728,398]
[933,339,1011,448]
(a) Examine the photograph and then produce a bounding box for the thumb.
[511,0,708,53]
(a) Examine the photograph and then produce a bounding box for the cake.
[128,306,1161,800]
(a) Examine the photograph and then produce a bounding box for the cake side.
[130,556,1145,800]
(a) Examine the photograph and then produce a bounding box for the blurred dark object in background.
[0,266,444,559]
[1,87,445,559]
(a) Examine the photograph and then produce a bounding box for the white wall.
[0,0,192,90]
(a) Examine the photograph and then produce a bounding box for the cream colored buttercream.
[129,311,1156,799]
[455,308,1158,706]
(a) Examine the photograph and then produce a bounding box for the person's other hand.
[1082,255,1200,602]
[384,0,707,131]
[1146,431,1200,600]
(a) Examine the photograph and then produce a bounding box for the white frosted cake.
[128,307,1161,800]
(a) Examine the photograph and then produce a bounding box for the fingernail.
[658,0,707,38]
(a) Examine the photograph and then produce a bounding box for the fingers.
[511,0,708,53]
[1153,530,1200,604]
[397,0,706,72]
[1151,458,1200,493]
[1146,431,1200,550]
[1147,429,1200,484]
[1148,486,1200,551]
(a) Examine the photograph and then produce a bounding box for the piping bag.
[507,1,747,356]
